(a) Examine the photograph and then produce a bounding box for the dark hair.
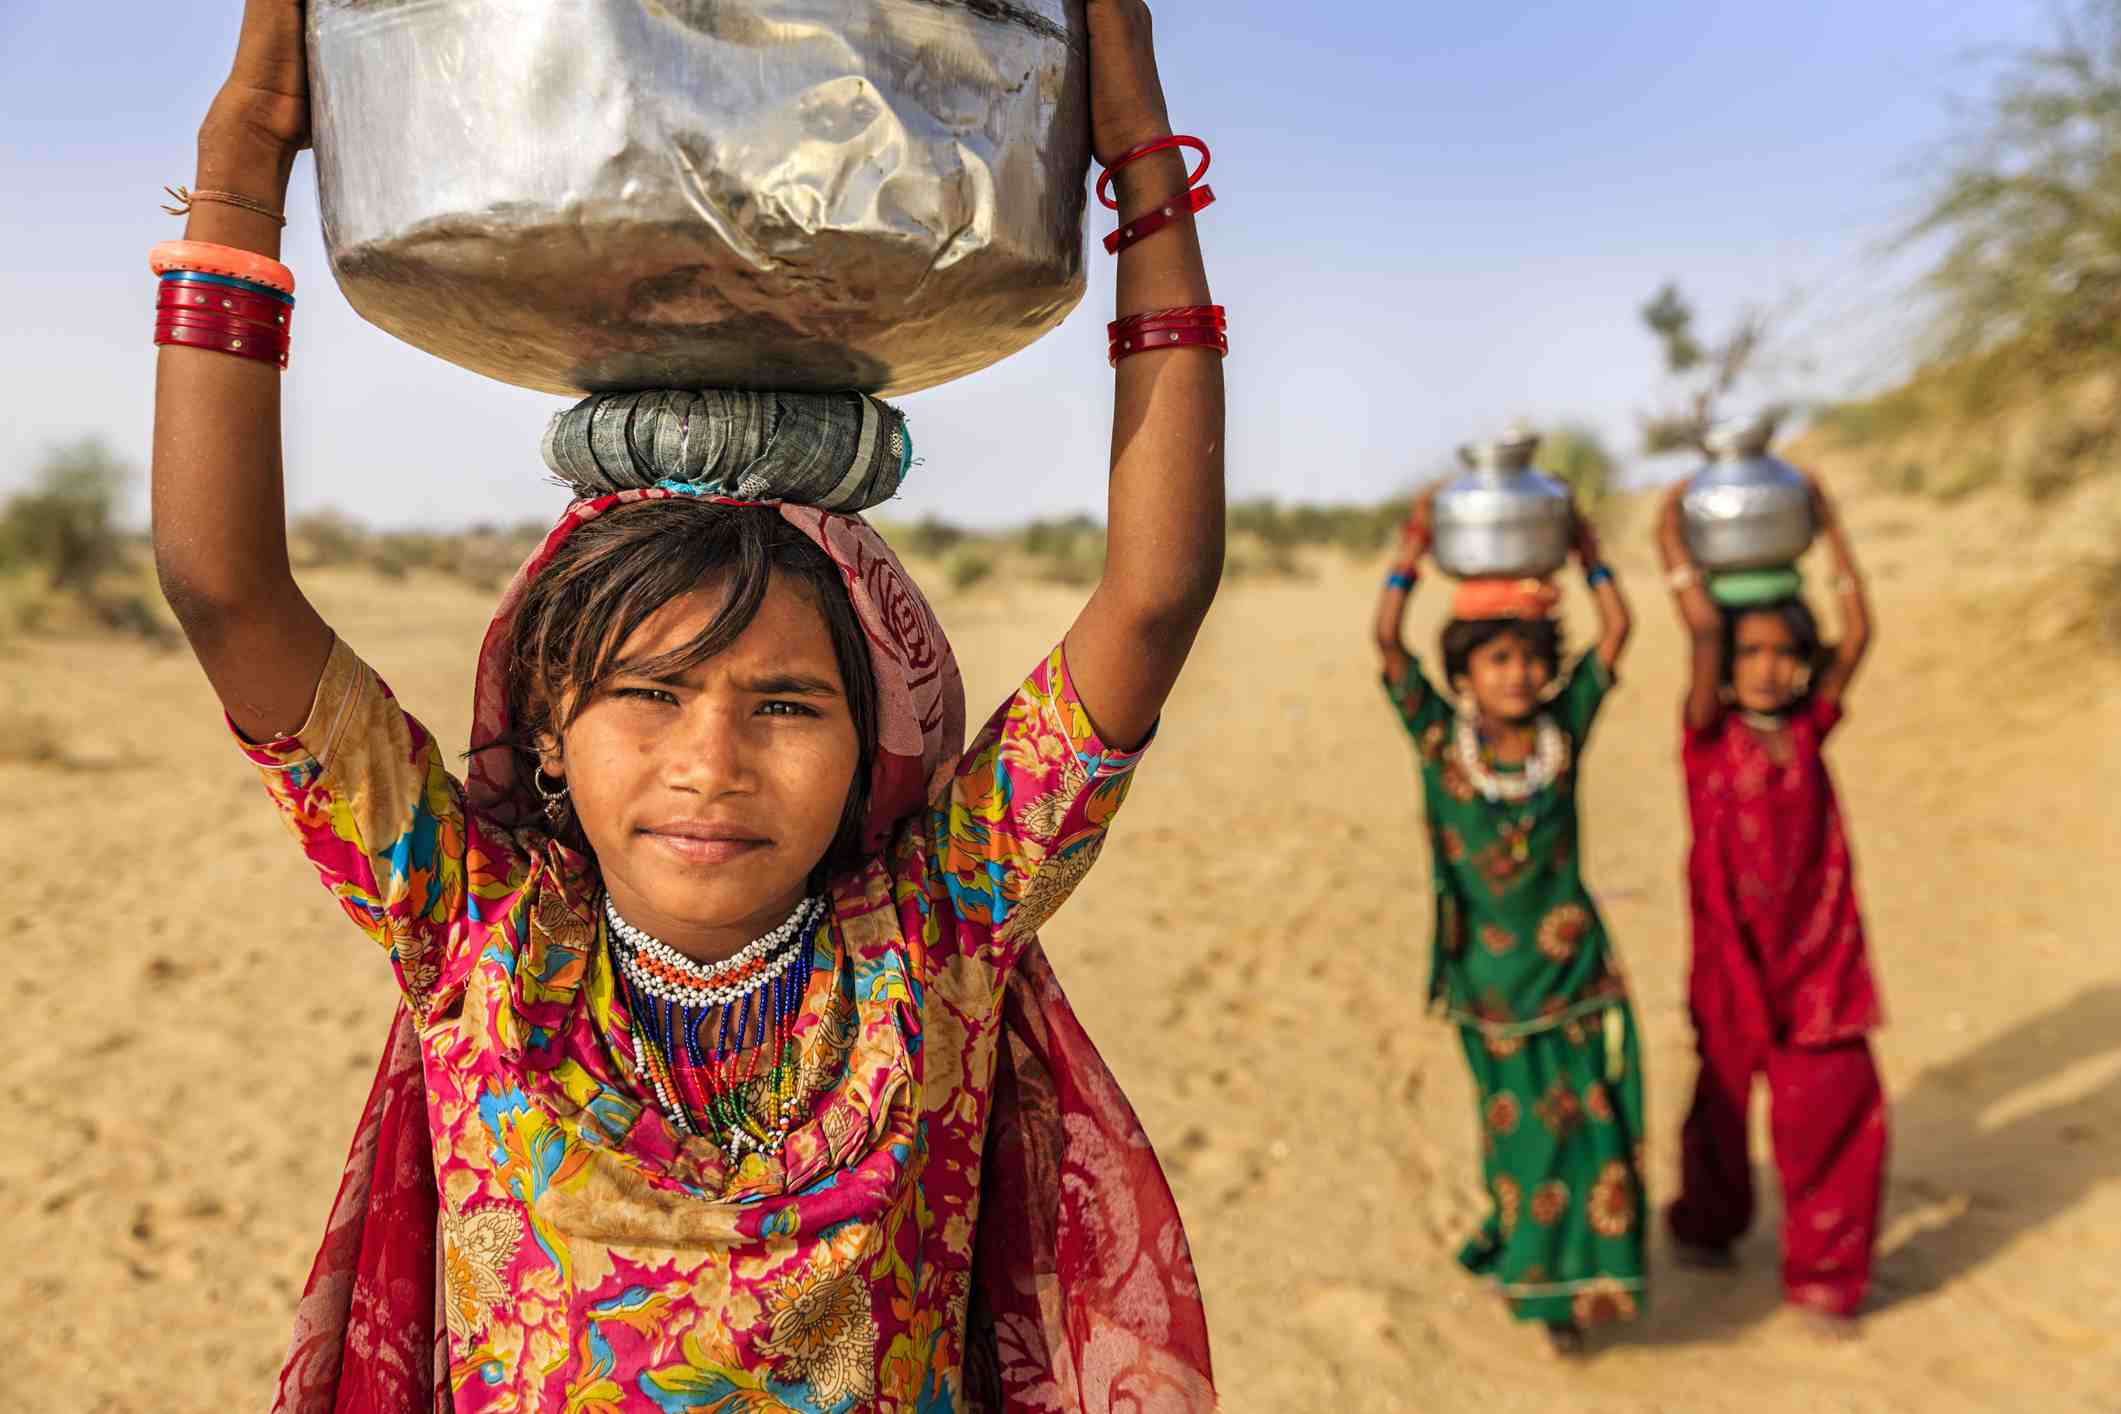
[1440,617,1563,685]
[1719,597,1830,695]
[488,499,878,880]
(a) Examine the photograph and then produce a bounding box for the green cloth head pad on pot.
[1708,565,1803,608]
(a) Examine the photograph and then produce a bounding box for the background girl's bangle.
[1385,571,1416,591]
[1584,564,1614,589]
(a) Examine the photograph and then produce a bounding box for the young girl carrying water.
[154,2,1225,1408]
[1655,477,1886,1336]
[1372,488,1648,1354]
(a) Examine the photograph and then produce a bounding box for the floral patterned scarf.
[268,491,1214,1412]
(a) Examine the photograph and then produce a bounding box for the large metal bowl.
[307,0,1090,396]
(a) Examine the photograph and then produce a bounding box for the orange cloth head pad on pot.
[1449,576,1561,621]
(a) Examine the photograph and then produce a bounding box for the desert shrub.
[289,509,368,568]
[1017,515,1104,587]
[0,439,128,591]
[945,548,996,592]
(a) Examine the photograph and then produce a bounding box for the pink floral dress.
[239,627,1186,1413]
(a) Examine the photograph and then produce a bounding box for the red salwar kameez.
[1669,692,1887,1317]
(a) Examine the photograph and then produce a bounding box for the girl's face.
[1454,632,1553,725]
[540,570,861,957]
[1730,611,1808,712]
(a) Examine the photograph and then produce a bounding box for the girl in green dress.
[1372,486,1648,1354]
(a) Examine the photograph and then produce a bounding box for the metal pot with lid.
[1430,424,1574,580]
[306,0,1091,398]
[1679,412,1815,573]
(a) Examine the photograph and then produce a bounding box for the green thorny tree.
[1909,0,2121,370]
[1637,281,1773,456]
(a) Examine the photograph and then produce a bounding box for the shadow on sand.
[1629,981,2121,1347]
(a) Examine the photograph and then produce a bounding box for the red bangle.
[1095,134,1210,210]
[154,310,290,345]
[154,313,290,369]
[1105,185,1217,256]
[154,312,291,347]
[1109,325,1228,365]
[1108,312,1227,336]
[1108,305,1226,337]
[1109,304,1225,326]
[157,283,294,333]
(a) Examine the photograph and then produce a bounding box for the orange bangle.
[150,240,295,297]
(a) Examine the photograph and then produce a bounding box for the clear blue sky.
[0,0,2054,528]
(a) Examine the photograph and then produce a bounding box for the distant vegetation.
[1532,424,1619,514]
[1636,281,1777,457]
[1819,0,2121,501]
[1,423,1647,645]
[286,511,551,590]
[0,439,169,642]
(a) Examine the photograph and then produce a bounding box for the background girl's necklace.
[1455,714,1569,802]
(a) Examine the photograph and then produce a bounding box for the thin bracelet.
[162,184,288,227]
[1666,564,1700,592]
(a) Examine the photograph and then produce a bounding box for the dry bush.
[0,441,176,646]
[945,548,996,592]
[289,510,369,569]
[1016,515,1105,587]
[0,439,128,592]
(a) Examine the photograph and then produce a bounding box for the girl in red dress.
[1654,476,1887,1337]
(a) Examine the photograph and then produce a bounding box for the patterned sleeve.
[1550,651,1614,746]
[1383,657,1453,740]
[931,641,1148,960]
[230,635,474,1013]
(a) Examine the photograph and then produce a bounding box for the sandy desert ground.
[4,469,2118,1411]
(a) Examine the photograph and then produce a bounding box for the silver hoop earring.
[533,770,570,825]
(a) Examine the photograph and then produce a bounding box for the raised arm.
[1372,485,1437,685]
[1656,481,1724,731]
[1062,0,1226,751]
[1808,475,1872,704]
[1572,501,1631,675]
[152,0,331,742]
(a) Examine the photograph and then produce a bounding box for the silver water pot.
[1680,417,1815,572]
[306,0,1090,397]
[1430,428,1574,580]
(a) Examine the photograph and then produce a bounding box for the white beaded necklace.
[1453,714,1570,802]
[605,894,820,1008]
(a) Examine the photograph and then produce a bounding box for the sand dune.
[4,474,2117,1411]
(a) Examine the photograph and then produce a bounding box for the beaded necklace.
[1453,713,1569,803]
[605,893,825,1163]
